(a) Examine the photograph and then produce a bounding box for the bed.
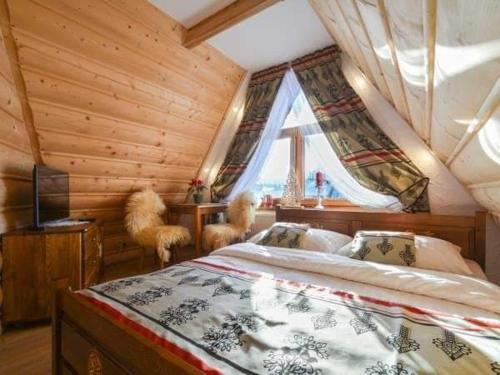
[52,208,500,374]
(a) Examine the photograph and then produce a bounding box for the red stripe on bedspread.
[77,293,222,375]
[189,260,500,330]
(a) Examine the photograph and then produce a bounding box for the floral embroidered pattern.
[171,268,194,277]
[377,238,394,255]
[239,289,251,299]
[386,326,420,353]
[365,361,415,375]
[356,241,371,260]
[126,286,172,306]
[350,312,377,335]
[202,276,224,287]
[311,309,337,330]
[202,313,258,353]
[212,284,238,297]
[264,334,329,375]
[98,277,143,293]
[432,330,472,361]
[399,244,416,266]
[159,298,209,326]
[286,297,311,314]
[177,275,199,285]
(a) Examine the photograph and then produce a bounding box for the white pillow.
[302,228,353,253]
[414,235,472,275]
[336,235,473,276]
[464,259,488,281]
[248,227,352,253]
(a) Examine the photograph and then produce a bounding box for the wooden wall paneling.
[384,0,427,138]
[22,70,216,141]
[42,152,197,180]
[15,33,227,125]
[37,129,202,167]
[0,0,41,164]
[355,0,411,122]
[430,0,500,161]
[0,175,32,207]
[102,0,243,81]
[9,1,235,111]
[6,0,245,266]
[337,0,391,101]
[31,103,209,152]
[69,176,188,195]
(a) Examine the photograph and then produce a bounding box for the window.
[252,90,349,206]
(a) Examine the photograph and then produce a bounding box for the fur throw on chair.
[125,189,190,264]
[202,191,257,251]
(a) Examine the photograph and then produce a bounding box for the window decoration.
[211,45,430,212]
[292,46,429,212]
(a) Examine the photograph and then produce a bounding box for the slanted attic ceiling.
[154,0,500,225]
[150,0,333,71]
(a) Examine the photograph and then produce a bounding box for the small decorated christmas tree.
[281,169,302,207]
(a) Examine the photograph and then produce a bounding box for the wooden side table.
[167,203,228,258]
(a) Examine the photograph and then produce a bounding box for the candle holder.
[315,187,324,209]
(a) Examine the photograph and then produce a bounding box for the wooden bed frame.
[53,208,487,374]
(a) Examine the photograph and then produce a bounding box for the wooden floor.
[0,257,160,375]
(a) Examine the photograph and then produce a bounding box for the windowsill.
[257,199,357,211]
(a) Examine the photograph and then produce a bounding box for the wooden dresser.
[1,222,102,325]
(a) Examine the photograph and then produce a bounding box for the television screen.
[33,165,70,228]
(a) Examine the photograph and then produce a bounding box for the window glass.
[253,137,291,199]
[304,133,345,199]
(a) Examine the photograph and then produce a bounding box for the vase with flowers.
[188,178,207,204]
[315,171,324,209]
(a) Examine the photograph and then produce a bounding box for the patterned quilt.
[79,252,500,375]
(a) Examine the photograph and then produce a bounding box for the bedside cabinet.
[1,222,102,325]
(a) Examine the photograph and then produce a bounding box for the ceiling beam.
[183,0,282,49]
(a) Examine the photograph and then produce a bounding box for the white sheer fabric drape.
[227,69,301,200]
[301,124,403,211]
[228,66,403,211]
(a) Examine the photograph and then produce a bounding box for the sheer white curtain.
[227,69,301,200]
[228,66,403,211]
[301,124,403,211]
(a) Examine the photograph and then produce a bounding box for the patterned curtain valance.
[211,63,289,201]
[292,46,429,212]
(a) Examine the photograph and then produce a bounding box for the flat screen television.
[33,165,70,229]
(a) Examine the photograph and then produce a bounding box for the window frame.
[276,125,355,208]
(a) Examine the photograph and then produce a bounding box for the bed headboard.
[276,206,487,269]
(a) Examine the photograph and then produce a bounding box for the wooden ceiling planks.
[6,0,245,265]
[311,0,500,227]
[384,0,427,139]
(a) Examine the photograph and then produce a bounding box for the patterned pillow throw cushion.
[350,231,416,267]
[255,222,310,249]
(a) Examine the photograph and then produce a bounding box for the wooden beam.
[0,0,42,164]
[377,0,411,126]
[183,0,282,49]
[446,78,500,167]
[423,0,437,145]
